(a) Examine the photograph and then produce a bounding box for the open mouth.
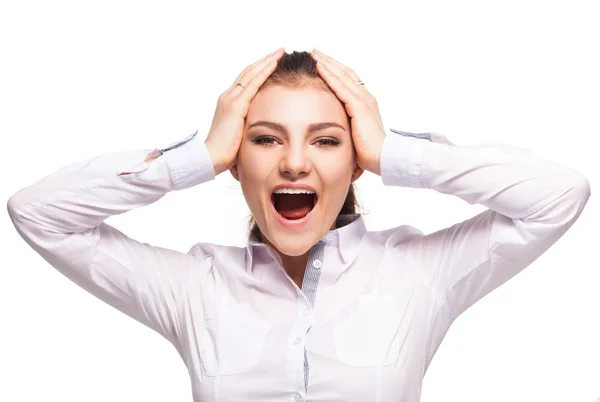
[271,192,318,221]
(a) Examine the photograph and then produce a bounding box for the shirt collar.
[247,213,366,265]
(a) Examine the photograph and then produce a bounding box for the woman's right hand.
[204,48,284,175]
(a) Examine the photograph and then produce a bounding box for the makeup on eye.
[246,121,346,148]
[247,120,346,133]
[252,136,340,147]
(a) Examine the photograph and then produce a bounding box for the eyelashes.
[253,136,340,147]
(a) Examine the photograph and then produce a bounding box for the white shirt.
[7,128,591,401]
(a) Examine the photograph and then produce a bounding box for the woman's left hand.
[311,49,386,175]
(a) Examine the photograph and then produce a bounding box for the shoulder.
[187,241,246,268]
[363,224,425,249]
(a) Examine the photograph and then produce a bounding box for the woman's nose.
[279,146,311,177]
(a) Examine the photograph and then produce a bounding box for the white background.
[1,0,598,401]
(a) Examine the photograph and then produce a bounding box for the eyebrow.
[247,120,346,134]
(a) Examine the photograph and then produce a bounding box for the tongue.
[274,193,314,220]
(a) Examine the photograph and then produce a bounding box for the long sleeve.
[380,130,591,320]
[6,129,216,342]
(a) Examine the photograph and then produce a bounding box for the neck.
[280,252,310,289]
[260,220,338,288]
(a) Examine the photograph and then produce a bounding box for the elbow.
[7,195,26,239]
[6,188,31,223]
[7,194,22,220]
[526,173,591,226]
[7,183,30,219]
[578,174,591,199]
[559,173,591,225]
[7,183,37,221]
[572,173,591,210]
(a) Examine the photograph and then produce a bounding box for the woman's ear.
[351,163,364,182]
[230,164,240,182]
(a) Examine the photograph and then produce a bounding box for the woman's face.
[230,84,364,257]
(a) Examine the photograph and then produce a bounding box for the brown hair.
[246,50,361,242]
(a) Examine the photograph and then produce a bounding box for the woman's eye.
[253,136,277,146]
[316,138,340,147]
[253,137,339,147]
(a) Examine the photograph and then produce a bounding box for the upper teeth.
[274,188,315,195]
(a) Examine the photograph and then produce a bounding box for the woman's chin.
[275,243,312,257]
[262,201,332,255]
[265,222,320,256]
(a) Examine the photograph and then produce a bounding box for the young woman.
[7,48,591,401]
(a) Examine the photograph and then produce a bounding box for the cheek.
[237,149,268,181]
[319,166,354,203]
[319,154,354,180]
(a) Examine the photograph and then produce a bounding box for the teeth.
[273,188,315,195]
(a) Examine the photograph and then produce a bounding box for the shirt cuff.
[380,130,429,188]
[162,130,216,191]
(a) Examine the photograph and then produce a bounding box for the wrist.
[204,141,227,176]
[367,137,385,176]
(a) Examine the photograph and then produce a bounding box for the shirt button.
[302,309,310,317]
[292,337,302,346]
[312,259,322,269]
[292,393,302,401]
[325,233,335,242]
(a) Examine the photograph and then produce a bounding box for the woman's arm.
[380,130,591,320]
[6,48,283,343]
[310,49,591,320]
[6,130,216,341]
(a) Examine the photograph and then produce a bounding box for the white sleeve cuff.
[162,130,216,191]
[380,131,428,188]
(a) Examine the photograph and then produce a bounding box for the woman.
[7,48,591,401]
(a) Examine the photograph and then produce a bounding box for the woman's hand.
[204,48,285,175]
[311,49,387,175]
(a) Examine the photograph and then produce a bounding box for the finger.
[236,58,280,105]
[312,51,364,98]
[314,59,364,107]
[312,49,361,84]
[220,48,282,100]
[238,48,283,86]
[315,61,362,115]
[230,48,283,89]
[232,48,279,85]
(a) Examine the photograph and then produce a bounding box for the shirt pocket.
[332,293,403,367]
[201,305,271,377]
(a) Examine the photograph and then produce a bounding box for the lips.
[270,194,317,227]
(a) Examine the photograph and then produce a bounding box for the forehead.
[247,85,347,127]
